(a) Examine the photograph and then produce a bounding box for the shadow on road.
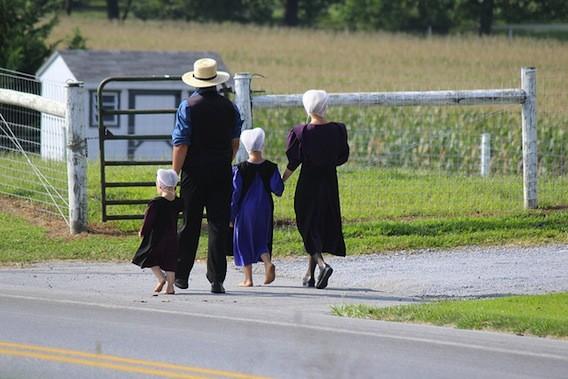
[171,285,425,304]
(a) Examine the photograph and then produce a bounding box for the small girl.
[230,128,284,287]
[132,169,183,295]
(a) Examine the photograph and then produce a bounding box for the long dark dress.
[286,122,349,256]
[230,160,284,266]
[132,196,184,272]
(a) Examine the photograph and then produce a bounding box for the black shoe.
[175,278,188,289]
[316,265,333,289]
[211,282,225,294]
[302,276,315,288]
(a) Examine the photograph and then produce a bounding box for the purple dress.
[230,160,284,266]
[286,122,349,256]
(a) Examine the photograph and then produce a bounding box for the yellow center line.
[0,341,269,379]
[0,348,206,379]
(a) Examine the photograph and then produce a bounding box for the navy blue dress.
[286,122,349,256]
[230,161,284,266]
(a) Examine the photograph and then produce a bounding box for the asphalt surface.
[1,245,567,378]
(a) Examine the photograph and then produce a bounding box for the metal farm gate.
[98,76,181,221]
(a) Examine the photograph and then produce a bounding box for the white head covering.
[157,169,178,189]
[302,89,329,117]
[240,128,265,153]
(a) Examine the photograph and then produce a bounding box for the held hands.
[282,168,294,183]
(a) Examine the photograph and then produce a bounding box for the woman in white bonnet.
[282,90,349,289]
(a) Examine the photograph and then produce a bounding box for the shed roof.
[37,50,231,85]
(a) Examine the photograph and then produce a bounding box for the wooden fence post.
[65,81,87,234]
[521,67,538,209]
[234,73,252,163]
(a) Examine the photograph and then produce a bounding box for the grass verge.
[331,293,568,338]
[1,198,567,264]
[0,206,206,264]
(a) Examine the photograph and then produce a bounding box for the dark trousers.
[177,165,232,284]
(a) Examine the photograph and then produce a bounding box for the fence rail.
[238,67,538,209]
[0,68,87,234]
[0,88,65,117]
[252,89,526,108]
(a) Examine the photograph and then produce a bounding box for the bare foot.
[239,280,253,287]
[264,264,276,285]
[165,288,175,295]
[154,280,166,293]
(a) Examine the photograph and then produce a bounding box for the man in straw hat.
[172,58,243,294]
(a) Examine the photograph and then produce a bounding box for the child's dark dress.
[286,122,349,256]
[230,160,284,266]
[132,196,183,272]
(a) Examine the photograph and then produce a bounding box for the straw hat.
[182,58,230,88]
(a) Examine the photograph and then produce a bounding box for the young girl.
[230,128,284,287]
[132,169,183,295]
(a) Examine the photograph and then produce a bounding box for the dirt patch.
[0,196,71,238]
[0,196,129,238]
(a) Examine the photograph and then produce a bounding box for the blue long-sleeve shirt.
[172,90,243,146]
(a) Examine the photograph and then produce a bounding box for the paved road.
[1,246,567,378]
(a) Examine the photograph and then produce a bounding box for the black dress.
[132,196,184,272]
[286,122,349,256]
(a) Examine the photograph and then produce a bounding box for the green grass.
[1,154,567,263]
[274,212,568,256]
[1,197,567,263]
[0,212,137,263]
[0,211,209,264]
[331,293,568,338]
[89,164,568,227]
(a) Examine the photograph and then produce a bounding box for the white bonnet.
[157,169,178,188]
[302,89,329,117]
[240,127,265,153]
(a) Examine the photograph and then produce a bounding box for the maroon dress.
[286,122,349,256]
[132,196,183,272]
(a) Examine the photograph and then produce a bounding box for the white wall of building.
[38,57,191,162]
[38,55,75,160]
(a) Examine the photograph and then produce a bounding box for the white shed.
[36,50,231,161]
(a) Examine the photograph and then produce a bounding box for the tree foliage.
[324,0,568,34]
[132,0,277,24]
[69,0,568,35]
[324,0,456,33]
[0,0,60,73]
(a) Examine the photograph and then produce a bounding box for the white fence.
[0,69,87,234]
[0,66,539,234]
[234,67,538,209]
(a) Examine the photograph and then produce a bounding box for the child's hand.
[229,222,233,228]
[138,231,142,238]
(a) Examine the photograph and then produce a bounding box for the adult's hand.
[282,168,294,182]
[231,138,240,161]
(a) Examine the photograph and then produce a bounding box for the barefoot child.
[230,128,284,287]
[132,169,183,294]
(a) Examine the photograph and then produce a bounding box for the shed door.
[128,90,181,160]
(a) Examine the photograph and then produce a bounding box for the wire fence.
[253,86,567,221]
[1,66,566,227]
[0,68,69,220]
[103,76,567,226]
